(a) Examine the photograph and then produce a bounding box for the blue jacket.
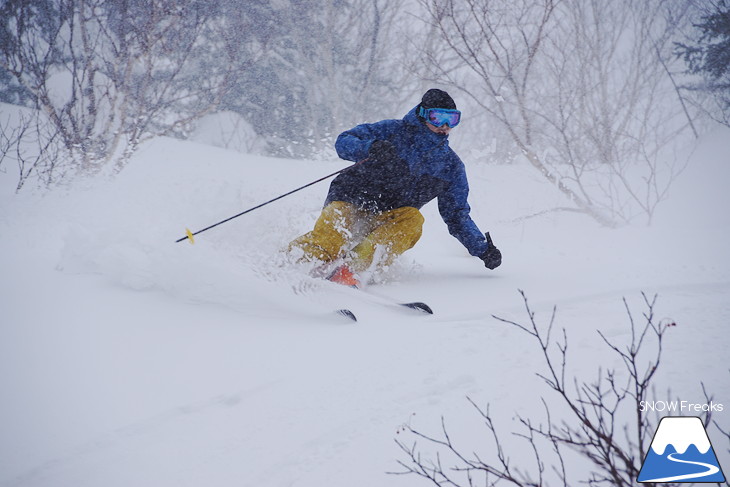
[327,106,489,257]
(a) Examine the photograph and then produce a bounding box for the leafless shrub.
[392,291,722,487]
[0,110,66,191]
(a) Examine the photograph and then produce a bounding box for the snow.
[189,111,267,155]
[1,105,729,486]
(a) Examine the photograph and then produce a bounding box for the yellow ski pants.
[289,201,424,271]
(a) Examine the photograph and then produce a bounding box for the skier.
[289,88,501,287]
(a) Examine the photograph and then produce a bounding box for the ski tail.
[336,309,357,322]
[400,302,433,314]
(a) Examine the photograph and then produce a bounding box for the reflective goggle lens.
[420,107,461,128]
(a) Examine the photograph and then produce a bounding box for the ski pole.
[176,159,367,244]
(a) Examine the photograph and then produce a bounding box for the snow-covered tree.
[676,0,730,126]
[0,0,233,184]
[219,0,408,158]
[416,0,698,226]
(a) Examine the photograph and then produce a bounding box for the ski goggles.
[418,106,461,128]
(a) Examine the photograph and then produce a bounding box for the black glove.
[368,140,399,162]
[480,232,502,270]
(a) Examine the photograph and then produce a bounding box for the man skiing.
[289,88,501,287]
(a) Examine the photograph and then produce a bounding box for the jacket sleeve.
[335,120,402,162]
[437,160,489,257]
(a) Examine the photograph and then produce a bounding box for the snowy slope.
[1,117,729,486]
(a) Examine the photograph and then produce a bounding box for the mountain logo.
[638,416,726,483]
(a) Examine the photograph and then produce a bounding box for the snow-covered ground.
[1,110,728,486]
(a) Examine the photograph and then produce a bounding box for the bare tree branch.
[392,291,721,487]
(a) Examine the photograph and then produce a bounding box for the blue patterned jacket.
[327,106,489,257]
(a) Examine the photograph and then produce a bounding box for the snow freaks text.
[640,401,725,413]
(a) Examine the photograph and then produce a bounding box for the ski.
[354,284,433,315]
[344,287,433,317]
[318,263,433,319]
[331,298,431,323]
[333,301,430,323]
[398,301,433,314]
[336,308,358,322]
